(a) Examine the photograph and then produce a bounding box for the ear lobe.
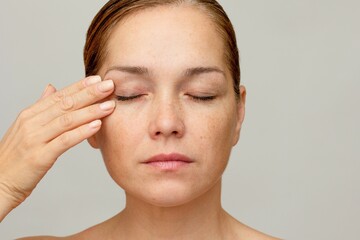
[232,86,246,146]
[87,134,100,149]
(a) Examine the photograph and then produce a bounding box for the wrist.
[0,182,24,222]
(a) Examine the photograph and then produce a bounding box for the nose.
[148,97,185,140]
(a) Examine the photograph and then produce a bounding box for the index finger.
[30,75,101,116]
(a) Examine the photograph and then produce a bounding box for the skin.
[81,5,275,240]
[93,5,241,209]
[0,4,280,240]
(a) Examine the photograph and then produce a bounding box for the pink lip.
[142,153,194,170]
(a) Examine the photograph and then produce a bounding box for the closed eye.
[116,94,216,102]
[188,95,216,102]
[116,94,144,101]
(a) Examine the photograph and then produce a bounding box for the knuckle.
[18,108,33,121]
[17,110,38,135]
[86,86,98,98]
[59,95,75,111]
[59,113,73,128]
[79,124,88,135]
[88,105,98,114]
[58,133,71,147]
[77,126,88,139]
[53,90,65,102]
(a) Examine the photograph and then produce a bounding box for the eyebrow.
[105,66,149,76]
[105,65,225,78]
[184,67,225,78]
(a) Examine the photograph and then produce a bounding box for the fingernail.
[99,100,115,111]
[85,75,101,86]
[98,80,114,92]
[89,120,102,129]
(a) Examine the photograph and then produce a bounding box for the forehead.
[103,5,226,74]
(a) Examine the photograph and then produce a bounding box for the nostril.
[155,131,178,136]
[150,116,185,139]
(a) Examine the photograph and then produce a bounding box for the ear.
[87,134,100,149]
[232,85,246,146]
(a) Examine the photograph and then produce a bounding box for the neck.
[112,180,230,239]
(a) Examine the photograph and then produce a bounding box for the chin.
[127,180,204,208]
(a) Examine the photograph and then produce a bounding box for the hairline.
[85,0,240,101]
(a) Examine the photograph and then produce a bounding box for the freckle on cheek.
[206,118,218,133]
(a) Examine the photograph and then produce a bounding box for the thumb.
[39,84,57,100]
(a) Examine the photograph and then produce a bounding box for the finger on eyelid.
[30,76,101,117]
[32,80,114,126]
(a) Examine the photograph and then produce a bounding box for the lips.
[142,153,194,170]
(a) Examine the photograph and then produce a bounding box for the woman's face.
[89,5,246,207]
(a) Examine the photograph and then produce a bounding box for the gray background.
[0,0,359,239]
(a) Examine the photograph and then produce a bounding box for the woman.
[0,0,279,239]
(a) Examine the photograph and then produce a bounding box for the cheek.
[192,103,236,150]
[99,104,146,146]
[189,104,237,171]
[97,110,146,172]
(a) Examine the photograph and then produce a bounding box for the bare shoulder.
[17,234,86,240]
[16,216,116,240]
[16,227,105,240]
[16,230,97,240]
[17,237,64,240]
[237,226,281,240]
[225,212,281,240]
[233,221,281,240]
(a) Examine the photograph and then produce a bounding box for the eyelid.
[187,94,217,102]
[116,94,144,101]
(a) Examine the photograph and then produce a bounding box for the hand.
[0,76,115,221]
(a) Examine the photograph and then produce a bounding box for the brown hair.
[84,0,240,98]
